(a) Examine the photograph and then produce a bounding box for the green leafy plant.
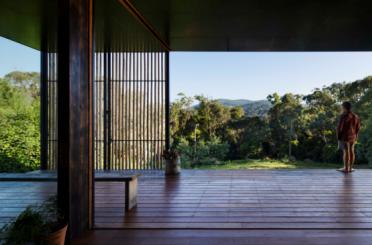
[0,196,64,244]
[0,73,40,173]
[162,148,179,160]
[177,138,229,167]
[359,115,372,167]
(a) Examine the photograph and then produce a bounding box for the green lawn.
[186,159,345,170]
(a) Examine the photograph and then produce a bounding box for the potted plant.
[163,148,181,175]
[0,195,67,245]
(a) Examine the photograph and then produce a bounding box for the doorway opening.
[170,52,372,171]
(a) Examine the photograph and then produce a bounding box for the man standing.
[337,102,361,173]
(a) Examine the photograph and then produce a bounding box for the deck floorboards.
[2,169,372,244]
[73,229,372,245]
[0,182,56,228]
[94,169,372,229]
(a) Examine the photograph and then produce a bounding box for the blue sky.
[170,52,372,100]
[0,37,40,76]
[1,36,372,101]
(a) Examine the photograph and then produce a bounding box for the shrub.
[209,141,229,160]
[359,119,372,167]
[176,138,229,167]
[0,77,40,172]
[0,196,65,244]
[321,143,340,163]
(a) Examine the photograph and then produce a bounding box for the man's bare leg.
[339,146,348,172]
[350,142,356,172]
[345,143,352,173]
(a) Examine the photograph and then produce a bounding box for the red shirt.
[337,112,361,142]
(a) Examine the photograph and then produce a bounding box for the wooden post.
[125,178,138,211]
[57,0,94,239]
[40,50,48,170]
[165,52,170,150]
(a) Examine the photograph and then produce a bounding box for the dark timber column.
[103,50,111,170]
[57,0,94,239]
[40,51,48,170]
[165,52,170,150]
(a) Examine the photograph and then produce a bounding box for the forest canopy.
[0,71,372,172]
[171,76,372,167]
[0,71,40,172]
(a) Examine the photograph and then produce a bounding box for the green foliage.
[1,207,44,244]
[4,71,40,99]
[191,159,342,170]
[172,76,372,167]
[1,70,372,171]
[176,138,229,167]
[358,110,372,167]
[232,116,270,159]
[0,72,40,172]
[208,138,229,160]
[0,196,63,245]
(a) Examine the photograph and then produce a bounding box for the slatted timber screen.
[41,51,58,170]
[42,8,170,171]
[93,51,167,170]
[43,51,168,170]
[39,0,170,170]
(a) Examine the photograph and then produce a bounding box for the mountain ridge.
[216,98,271,117]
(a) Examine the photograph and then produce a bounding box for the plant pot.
[41,224,68,245]
[165,157,181,175]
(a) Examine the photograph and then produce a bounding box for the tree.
[170,75,372,166]
[233,116,270,159]
[301,89,339,162]
[0,73,40,172]
[359,109,372,167]
[267,93,303,158]
[194,95,231,141]
[4,71,40,99]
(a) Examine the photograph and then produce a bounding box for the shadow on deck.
[95,169,372,229]
[2,169,372,244]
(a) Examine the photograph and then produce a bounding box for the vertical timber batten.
[57,0,94,239]
[93,50,167,170]
[165,52,170,150]
[40,50,48,170]
[103,50,111,170]
[46,1,170,171]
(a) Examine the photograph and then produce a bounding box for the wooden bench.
[95,175,138,211]
[0,174,139,212]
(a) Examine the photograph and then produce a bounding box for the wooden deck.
[2,169,372,244]
[0,181,56,228]
[95,169,372,229]
[73,229,372,245]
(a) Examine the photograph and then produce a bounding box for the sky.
[170,52,372,101]
[1,36,372,101]
[0,37,40,76]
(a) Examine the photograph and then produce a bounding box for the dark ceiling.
[0,0,46,50]
[131,0,372,51]
[1,0,372,51]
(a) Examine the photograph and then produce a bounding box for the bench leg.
[125,178,138,211]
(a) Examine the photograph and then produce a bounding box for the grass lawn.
[187,159,347,170]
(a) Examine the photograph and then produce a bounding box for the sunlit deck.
[2,169,372,244]
[0,181,55,228]
[95,169,372,229]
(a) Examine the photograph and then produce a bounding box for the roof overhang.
[1,0,372,51]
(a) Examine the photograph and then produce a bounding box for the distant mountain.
[217,99,272,117]
[216,99,253,107]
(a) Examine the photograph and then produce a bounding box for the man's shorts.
[338,141,355,151]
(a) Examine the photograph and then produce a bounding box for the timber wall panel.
[93,51,166,170]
